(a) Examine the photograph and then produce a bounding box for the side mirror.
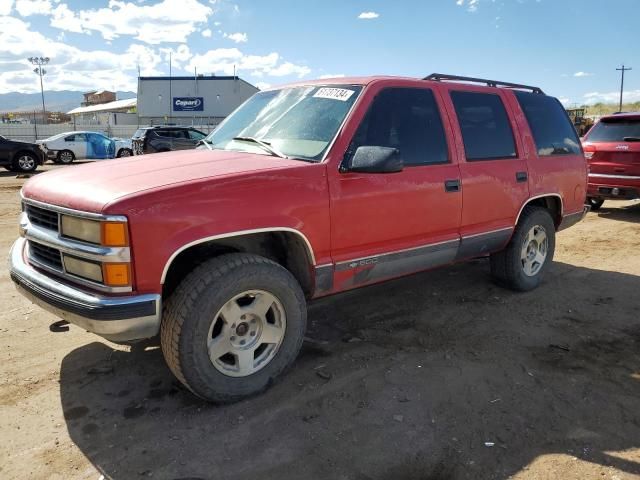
[343,146,403,174]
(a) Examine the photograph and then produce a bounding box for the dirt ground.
[1,164,639,480]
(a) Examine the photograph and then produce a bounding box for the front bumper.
[9,238,161,342]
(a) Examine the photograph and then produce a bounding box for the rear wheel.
[57,150,75,164]
[587,197,604,211]
[12,152,38,172]
[490,206,556,292]
[161,253,307,403]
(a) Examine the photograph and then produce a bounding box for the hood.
[22,149,310,213]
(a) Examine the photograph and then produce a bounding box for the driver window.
[348,88,449,166]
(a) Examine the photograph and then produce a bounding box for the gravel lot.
[1,164,639,480]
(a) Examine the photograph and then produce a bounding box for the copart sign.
[173,97,204,111]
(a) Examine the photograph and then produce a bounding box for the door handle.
[516,171,528,183]
[444,179,460,193]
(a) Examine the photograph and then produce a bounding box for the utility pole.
[28,56,49,124]
[168,51,172,124]
[616,64,632,113]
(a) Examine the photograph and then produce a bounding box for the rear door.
[171,129,197,150]
[63,134,86,159]
[441,87,529,257]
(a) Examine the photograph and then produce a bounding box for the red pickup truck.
[11,74,588,402]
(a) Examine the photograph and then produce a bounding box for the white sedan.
[38,131,133,164]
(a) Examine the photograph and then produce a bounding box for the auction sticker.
[313,87,355,101]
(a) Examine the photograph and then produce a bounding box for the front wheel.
[117,148,132,157]
[490,206,556,292]
[587,197,604,211]
[161,253,307,403]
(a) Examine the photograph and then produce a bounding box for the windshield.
[586,118,640,142]
[205,85,363,161]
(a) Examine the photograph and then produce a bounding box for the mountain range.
[0,90,136,114]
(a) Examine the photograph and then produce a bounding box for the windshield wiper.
[197,138,213,150]
[232,136,288,159]
[623,136,640,142]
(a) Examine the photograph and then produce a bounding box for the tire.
[12,151,38,173]
[57,150,75,164]
[490,206,556,292]
[161,253,307,403]
[117,148,133,158]
[587,197,604,211]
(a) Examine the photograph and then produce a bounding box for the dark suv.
[0,135,45,173]
[132,126,207,155]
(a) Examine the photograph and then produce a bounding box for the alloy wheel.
[207,290,287,377]
[520,225,548,277]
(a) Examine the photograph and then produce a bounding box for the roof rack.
[424,73,544,94]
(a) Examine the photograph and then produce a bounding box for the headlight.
[60,215,128,246]
[61,216,101,244]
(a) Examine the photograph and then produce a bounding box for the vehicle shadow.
[0,170,44,178]
[59,260,640,479]
[596,202,640,224]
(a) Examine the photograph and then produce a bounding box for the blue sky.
[0,0,638,105]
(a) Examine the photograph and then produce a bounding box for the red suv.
[583,112,640,210]
[10,74,587,402]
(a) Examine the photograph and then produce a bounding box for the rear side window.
[350,87,449,166]
[515,92,581,155]
[586,118,640,142]
[451,91,516,161]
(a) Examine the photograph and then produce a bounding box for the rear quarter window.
[515,92,581,156]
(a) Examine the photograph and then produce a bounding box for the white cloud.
[160,44,191,68]
[187,49,310,79]
[574,71,594,77]
[558,97,570,106]
[254,81,270,91]
[15,0,52,16]
[202,28,212,37]
[583,90,640,105]
[319,74,345,79]
[358,11,379,19]
[49,0,213,44]
[0,0,15,15]
[223,32,247,43]
[0,16,163,93]
[455,0,479,12]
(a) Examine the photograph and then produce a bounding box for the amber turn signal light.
[103,263,131,286]
[102,222,128,247]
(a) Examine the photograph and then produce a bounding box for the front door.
[328,86,462,291]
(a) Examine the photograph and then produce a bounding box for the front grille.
[29,241,63,271]
[26,204,59,232]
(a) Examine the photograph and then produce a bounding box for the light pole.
[28,56,49,124]
[616,64,632,113]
